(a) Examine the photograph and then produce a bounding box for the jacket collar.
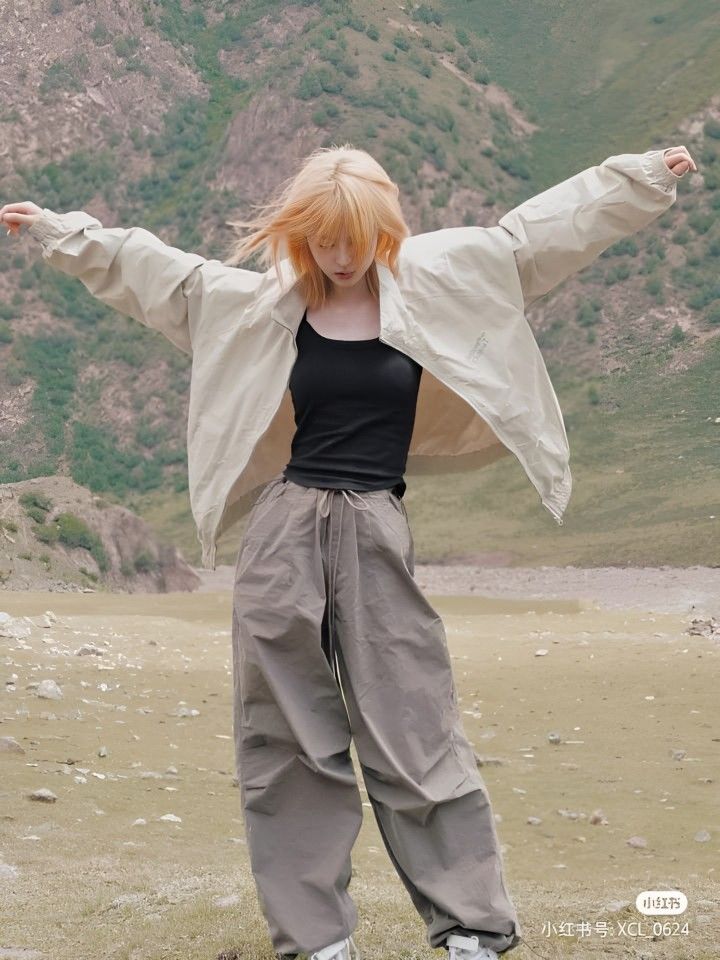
[270,260,410,344]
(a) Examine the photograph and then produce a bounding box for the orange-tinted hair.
[222,143,411,309]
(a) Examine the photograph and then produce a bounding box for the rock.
[74,644,104,656]
[670,749,687,760]
[526,816,542,825]
[534,648,549,656]
[0,862,20,880]
[213,894,241,908]
[694,829,711,842]
[686,617,719,638]
[0,618,31,639]
[626,835,647,848]
[473,754,506,767]
[159,813,182,822]
[604,900,632,912]
[28,788,57,803]
[131,818,147,827]
[589,809,608,825]
[98,746,108,757]
[36,679,63,700]
[0,736,25,755]
[547,731,562,744]
[172,703,200,717]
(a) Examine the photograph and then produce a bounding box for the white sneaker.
[446,933,499,960]
[309,935,360,960]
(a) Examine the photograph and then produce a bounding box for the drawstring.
[317,488,372,686]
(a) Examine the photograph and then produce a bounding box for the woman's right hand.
[0,201,44,236]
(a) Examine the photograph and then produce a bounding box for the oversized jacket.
[27,147,680,569]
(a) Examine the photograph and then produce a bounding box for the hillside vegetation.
[0,0,718,569]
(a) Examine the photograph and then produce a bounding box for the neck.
[324,269,374,306]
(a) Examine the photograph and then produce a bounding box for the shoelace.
[316,488,372,687]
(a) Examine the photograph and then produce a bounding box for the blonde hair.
[222,143,411,308]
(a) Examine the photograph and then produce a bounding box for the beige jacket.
[27,148,679,569]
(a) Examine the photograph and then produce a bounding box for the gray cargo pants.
[231,472,522,957]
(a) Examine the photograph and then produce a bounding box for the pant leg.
[330,488,523,954]
[231,475,363,957]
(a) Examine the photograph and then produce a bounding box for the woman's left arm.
[497,145,698,310]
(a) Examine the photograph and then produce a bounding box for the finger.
[674,146,697,171]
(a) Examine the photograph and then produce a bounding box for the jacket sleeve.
[497,148,681,310]
[28,208,213,355]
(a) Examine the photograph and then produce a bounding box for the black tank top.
[283,309,422,498]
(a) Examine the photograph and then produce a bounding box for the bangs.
[308,185,376,259]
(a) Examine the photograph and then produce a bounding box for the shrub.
[54,512,109,572]
[20,491,53,517]
[687,283,720,310]
[670,323,685,344]
[91,22,111,44]
[411,3,443,25]
[706,303,720,326]
[703,118,720,140]
[606,237,639,257]
[34,524,59,545]
[40,53,89,96]
[576,299,602,327]
[133,549,157,573]
[604,263,631,285]
[687,212,714,235]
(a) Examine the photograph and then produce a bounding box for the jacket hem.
[200,537,217,571]
[540,470,572,526]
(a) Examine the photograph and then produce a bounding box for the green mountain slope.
[0,0,718,572]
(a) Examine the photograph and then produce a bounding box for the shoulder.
[396,226,515,297]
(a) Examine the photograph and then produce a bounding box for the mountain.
[1,0,718,569]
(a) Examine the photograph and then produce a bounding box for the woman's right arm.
[1,201,213,355]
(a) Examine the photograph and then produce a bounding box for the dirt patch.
[193,562,720,617]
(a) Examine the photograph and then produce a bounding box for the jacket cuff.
[641,149,682,193]
[28,208,103,255]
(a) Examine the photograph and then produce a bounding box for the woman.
[0,143,695,960]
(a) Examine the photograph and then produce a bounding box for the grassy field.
[441,0,720,188]
[1,589,717,959]
[132,333,720,571]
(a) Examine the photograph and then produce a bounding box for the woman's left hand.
[663,145,698,176]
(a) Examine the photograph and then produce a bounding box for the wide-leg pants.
[231,472,522,957]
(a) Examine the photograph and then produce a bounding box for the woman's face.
[307,228,378,291]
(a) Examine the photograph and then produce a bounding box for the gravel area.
[192,563,720,616]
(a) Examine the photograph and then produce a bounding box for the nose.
[335,239,353,267]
